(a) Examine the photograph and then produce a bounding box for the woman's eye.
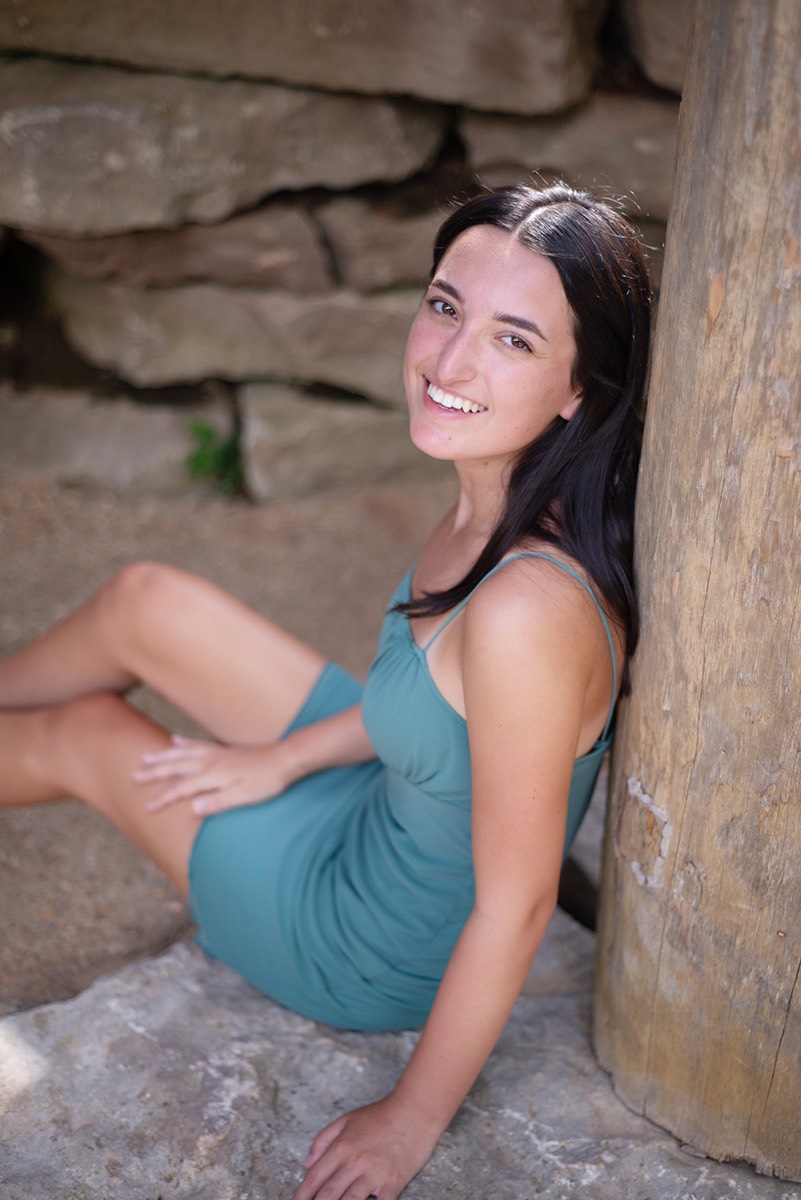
[426,297,457,319]
[501,333,533,353]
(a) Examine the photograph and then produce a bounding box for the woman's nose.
[436,326,476,384]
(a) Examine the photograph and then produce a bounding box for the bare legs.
[0,561,326,741]
[0,562,329,893]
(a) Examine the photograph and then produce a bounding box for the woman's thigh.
[104,562,328,745]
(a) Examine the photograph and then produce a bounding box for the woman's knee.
[101,560,180,620]
[97,561,192,652]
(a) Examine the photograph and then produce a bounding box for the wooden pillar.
[593,0,800,1181]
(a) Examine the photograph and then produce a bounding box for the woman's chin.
[408,418,459,462]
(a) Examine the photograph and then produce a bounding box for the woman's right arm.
[133,703,376,815]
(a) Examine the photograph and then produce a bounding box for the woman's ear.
[559,391,582,421]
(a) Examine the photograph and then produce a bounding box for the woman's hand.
[293,1093,438,1200]
[132,735,293,815]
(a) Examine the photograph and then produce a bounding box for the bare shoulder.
[462,552,609,665]
[460,552,622,759]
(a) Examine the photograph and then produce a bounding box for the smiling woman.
[0,183,652,1200]
[400,185,650,700]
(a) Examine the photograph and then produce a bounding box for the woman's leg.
[0,562,328,746]
[0,694,201,897]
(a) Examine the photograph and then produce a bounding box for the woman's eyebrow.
[493,311,548,343]
[430,277,462,302]
[429,277,548,343]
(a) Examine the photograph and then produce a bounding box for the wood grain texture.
[593,0,801,1180]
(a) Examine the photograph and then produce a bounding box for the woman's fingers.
[133,742,221,811]
[189,788,245,817]
[132,758,203,784]
[291,1097,428,1200]
[134,740,284,816]
[295,1161,380,1200]
[144,777,217,812]
[133,737,216,784]
[303,1116,346,1169]
[139,736,210,764]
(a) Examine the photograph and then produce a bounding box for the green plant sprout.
[186,419,244,497]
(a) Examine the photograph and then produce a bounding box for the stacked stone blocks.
[0,0,689,500]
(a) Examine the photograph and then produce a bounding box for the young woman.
[0,183,651,1200]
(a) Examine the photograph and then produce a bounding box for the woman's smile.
[425,380,488,415]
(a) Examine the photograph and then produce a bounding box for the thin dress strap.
[421,552,618,740]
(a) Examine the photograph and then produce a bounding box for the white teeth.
[427,383,487,414]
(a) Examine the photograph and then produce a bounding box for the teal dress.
[189,554,616,1032]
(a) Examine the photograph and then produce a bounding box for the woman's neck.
[449,458,510,539]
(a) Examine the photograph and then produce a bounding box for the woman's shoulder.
[462,546,616,671]
[470,545,599,614]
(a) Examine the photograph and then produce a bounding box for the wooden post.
[593,0,800,1181]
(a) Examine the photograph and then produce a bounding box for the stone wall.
[0,0,691,500]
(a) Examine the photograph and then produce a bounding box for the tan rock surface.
[462,91,680,221]
[318,196,442,292]
[21,204,334,290]
[45,268,421,402]
[620,0,693,94]
[0,0,606,115]
[0,382,231,496]
[240,383,447,502]
[0,57,443,235]
[1,921,791,1199]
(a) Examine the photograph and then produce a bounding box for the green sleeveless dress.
[189,554,617,1031]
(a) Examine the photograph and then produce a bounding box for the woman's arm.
[294,562,598,1200]
[283,702,377,777]
[134,702,377,815]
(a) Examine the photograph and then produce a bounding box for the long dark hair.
[400,183,652,689]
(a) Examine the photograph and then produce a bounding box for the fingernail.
[192,799,209,816]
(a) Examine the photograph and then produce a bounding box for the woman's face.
[404,224,581,471]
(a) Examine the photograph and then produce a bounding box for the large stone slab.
[318,196,442,292]
[0,0,606,116]
[462,91,680,221]
[45,268,420,404]
[20,203,334,290]
[620,0,693,95]
[0,916,792,1199]
[0,801,191,1017]
[241,383,442,501]
[0,57,443,235]
[0,382,230,496]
